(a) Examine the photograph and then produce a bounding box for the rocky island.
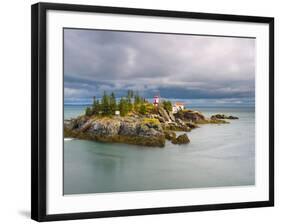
[64,91,238,147]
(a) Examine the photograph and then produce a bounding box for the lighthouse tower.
[153,95,159,106]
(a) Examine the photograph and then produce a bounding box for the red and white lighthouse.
[153,95,159,106]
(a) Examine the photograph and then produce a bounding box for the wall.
[0,0,279,223]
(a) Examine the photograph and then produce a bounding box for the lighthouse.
[153,95,159,106]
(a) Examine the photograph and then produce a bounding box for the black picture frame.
[31,2,274,222]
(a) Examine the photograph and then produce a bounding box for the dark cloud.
[64,28,255,106]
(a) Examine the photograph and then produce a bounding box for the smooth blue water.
[64,105,88,119]
[64,105,255,195]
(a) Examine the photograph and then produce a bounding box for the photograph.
[63,28,255,195]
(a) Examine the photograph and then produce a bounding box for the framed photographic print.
[31,2,274,222]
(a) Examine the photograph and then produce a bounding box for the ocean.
[64,105,255,195]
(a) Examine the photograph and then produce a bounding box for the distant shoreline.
[64,103,255,109]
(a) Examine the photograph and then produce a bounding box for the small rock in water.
[211,114,239,120]
[185,121,198,129]
[228,115,239,119]
[171,133,190,144]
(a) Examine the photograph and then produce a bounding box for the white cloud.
[64,29,255,105]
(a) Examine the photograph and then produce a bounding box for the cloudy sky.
[64,28,255,107]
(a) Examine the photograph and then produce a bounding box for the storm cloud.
[64,28,255,106]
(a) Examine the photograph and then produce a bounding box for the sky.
[64,28,255,107]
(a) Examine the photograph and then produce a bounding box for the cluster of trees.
[162,100,172,112]
[84,90,174,117]
[85,90,147,117]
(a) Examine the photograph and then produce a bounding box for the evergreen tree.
[127,97,133,112]
[92,96,96,114]
[92,96,96,108]
[162,100,173,112]
[101,91,110,115]
[92,96,99,115]
[139,103,146,115]
[95,99,100,114]
[89,90,150,117]
[85,107,92,116]
[134,91,142,106]
[127,90,134,99]
[109,92,116,115]
[119,97,129,116]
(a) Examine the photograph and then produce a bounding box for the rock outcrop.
[185,121,199,129]
[158,107,171,122]
[211,114,239,120]
[175,110,205,122]
[168,111,176,122]
[173,110,235,124]
[164,131,190,145]
[162,122,191,132]
[171,133,190,144]
[64,106,237,147]
[164,130,176,141]
[64,116,165,147]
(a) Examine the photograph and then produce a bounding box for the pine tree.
[85,107,92,116]
[119,97,129,116]
[127,97,133,112]
[134,91,141,106]
[127,90,134,99]
[95,99,100,114]
[162,100,172,112]
[109,92,116,115]
[92,96,100,115]
[101,91,110,115]
[139,103,146,115]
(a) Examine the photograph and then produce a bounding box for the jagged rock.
[64,116,165,147]
[163,121,190,132]
[119,121,138,136]
[185,121,199,129]
[158,107,171,122]
[228,115,239,119]
[196,118,229,124]
[64,107,233,148]
[164,130,176,141]
[64,119,77,130]
[150,115,165,123]
[164,130,190,145]
[138,123,162,137]
[158,116,165,123]
[64,116,87,130]
[145,122,161,130]
[89,119,121,136]
[77,116,88,127]
[168,111,176,122]
[79,119,93,132]
[175,110,205,122]
[211,114,239,120]
[171,133,190,144]
[176,118,185,126]
[142,128,158,137]
[146,114,154,119]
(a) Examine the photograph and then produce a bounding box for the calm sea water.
[64,105,255,195]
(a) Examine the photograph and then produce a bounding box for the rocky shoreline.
[64,107,238,147]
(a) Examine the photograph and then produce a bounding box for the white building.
[115,110,120,116]
[172,102,185,113]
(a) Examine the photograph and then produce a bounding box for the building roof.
[174,102,184,106]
